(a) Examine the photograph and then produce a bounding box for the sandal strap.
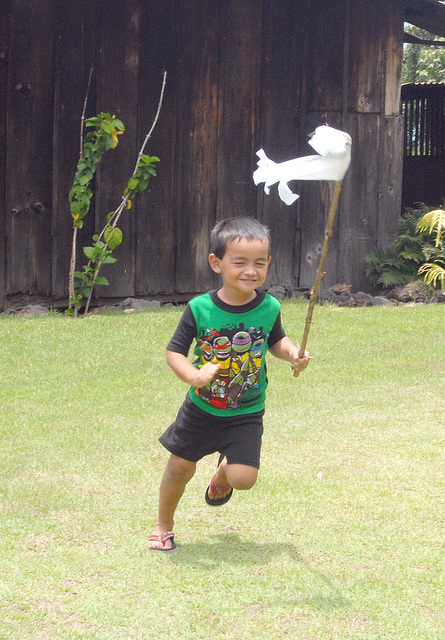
[149,531,174,545]
[210,474,232,498]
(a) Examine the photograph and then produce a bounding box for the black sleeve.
[268,310,286,348]
[166,304,197,356]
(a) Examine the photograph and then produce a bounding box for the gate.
[401,82,445,209]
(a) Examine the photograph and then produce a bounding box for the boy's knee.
[226,464,258,491]
[166,455,196,483]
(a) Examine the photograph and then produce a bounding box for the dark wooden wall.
[0,0,406,307]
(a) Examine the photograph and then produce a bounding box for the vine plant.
[67,71,167,316]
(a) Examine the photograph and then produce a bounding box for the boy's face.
[209,237,271,300]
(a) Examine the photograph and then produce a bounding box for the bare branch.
[79,65,94,160]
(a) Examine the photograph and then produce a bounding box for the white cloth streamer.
[253,125,352,205]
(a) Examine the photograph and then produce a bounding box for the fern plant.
[364,248,419,288]
[364,204,431,288]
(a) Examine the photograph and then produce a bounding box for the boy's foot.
[205,456,233,506]
[148,526,177,552]
[205,475,233,505]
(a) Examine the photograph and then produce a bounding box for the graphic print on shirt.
[194,323,268,410]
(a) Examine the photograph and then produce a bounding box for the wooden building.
[1,0,445,308]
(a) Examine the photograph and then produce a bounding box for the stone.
[351,292,374,306]
[18,304,49,316]
[119,297,138,309]
[429,290,445,304]
[133,299,161,310]
[319,289,338,303]
[331,283,351,295]
[390,282,429,303]
[371,296,394,306]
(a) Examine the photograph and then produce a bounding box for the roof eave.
[404,0,445,38]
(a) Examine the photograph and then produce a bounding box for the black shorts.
[159,394,264,468]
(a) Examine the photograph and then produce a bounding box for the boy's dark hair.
[210,217,271,258]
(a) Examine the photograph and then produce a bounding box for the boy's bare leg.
[149,454,196,550]
[207,455,258,499]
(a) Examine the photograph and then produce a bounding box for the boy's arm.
[269,336,310,374]
[166,350,221,389]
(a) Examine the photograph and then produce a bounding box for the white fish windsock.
[253,125,352,205]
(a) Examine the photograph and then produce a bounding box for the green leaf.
[79,190,93,204]
[416,209,445,247]
[418,262,445,288]
[140,155,160,164]
[70,201,85,215]
[85,116,101,127]
[100,121,114,134]
[78,174,91,186]
[127,177,139,191]
[103,137,115,151]
[104,226,123,250]
[94,276,109,286]
[102,255,117,264]
[83,246,96,260]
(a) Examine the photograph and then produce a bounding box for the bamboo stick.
[294,180,343,377]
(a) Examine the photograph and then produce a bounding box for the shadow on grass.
[169,533,351,610]
[171,532,301,568]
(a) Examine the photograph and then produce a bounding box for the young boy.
[149,217,310,551]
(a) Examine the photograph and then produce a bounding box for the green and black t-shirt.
[167,289,285,417]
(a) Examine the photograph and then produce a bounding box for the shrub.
[365,203,445,290]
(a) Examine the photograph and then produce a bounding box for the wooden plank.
[52,0,97,300]
[174,0,222,294]
[378,115,404,245]
[385,0,404,116]
[94,0,141,298]
[304,0,345,112]
[6,0,55,295]
[216,0,263,239]
[338,114,380,290]
[135,1,177,296]
[298,180,342,292]
[0,0,11,306]
[258,0,305,290]
[348,0,385,114]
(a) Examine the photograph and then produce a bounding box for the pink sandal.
[149,531,177,552]
[205,463,233,506]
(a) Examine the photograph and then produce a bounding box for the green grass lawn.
[0,301,444,639]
